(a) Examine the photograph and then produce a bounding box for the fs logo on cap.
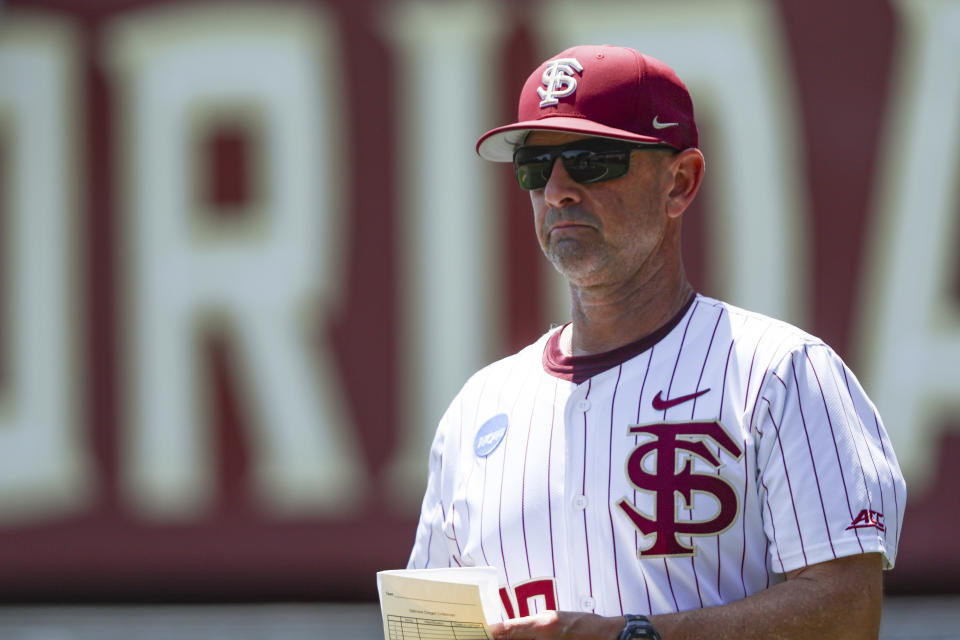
[537,58,583,108]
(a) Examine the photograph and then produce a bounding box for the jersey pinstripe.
[408,294,905,618]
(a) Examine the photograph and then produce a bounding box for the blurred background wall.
[0,0,958,606]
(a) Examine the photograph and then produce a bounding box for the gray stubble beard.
[545,237,608,285]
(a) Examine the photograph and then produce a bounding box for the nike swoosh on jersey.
[652,388,711,411]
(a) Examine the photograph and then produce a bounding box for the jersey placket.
[561,378,597,614]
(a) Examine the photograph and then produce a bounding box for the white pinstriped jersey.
[408,294,905,619]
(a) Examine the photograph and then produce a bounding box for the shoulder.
[695,297,877,416]
[694,294,827,356]
[448,327,559,407]
[433,328,558,450]
[690,295,858,403]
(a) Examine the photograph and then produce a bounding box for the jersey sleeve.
[753,343,906,574]
[407,398,460,570]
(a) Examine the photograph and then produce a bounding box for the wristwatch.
[618,614,661,640]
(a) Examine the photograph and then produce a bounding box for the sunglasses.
[513,138,675,191]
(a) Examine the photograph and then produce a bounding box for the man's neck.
[560,275,695,357]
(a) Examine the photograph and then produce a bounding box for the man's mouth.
[550,222,593,234]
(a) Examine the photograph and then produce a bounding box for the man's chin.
[548,257,602,287]
[548,240,590,264]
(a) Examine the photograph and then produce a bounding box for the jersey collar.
[542,293,697,384]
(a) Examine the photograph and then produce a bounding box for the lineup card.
[376,568,500,640]
[385,615,488,640]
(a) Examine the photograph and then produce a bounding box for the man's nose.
[542,158,583,208]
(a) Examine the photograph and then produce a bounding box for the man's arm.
[489,553,882,640]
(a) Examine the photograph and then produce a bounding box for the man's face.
[523,131,678,290]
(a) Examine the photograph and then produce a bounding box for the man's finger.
[488,618,538,640]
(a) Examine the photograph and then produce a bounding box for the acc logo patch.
[846,509,885,532]
[474,414,509,457]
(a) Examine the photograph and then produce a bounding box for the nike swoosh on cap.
[652,115,679,129]
[652,388,711,411]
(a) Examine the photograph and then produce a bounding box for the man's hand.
[489,611,625,640]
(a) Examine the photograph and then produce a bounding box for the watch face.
[626,623,647,639]
[621,618,659,640]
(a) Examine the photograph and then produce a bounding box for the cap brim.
[476,117,671,162]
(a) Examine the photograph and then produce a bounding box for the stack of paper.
[376,567,502,640]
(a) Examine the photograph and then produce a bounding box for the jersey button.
[573,494,588,510]
[576,399,591,412]
[580,596,595,611]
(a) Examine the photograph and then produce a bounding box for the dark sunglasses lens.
[514,143,637,190]
[516,162,553,190]
[561,149,630,184]
[514,148,556,190]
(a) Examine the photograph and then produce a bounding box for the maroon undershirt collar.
[542,293,697,384]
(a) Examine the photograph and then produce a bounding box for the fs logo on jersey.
[537,58,583,107]
[617,421,744,557]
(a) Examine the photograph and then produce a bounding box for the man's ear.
[665,148,705,218]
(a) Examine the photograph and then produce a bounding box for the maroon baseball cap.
[476,45,698,161]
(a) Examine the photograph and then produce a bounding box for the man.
[407,45,905,640]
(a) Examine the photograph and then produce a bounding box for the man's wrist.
[618,614,662,640]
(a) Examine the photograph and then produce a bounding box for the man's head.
[476,45,704,291]
[521,130,701,289]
